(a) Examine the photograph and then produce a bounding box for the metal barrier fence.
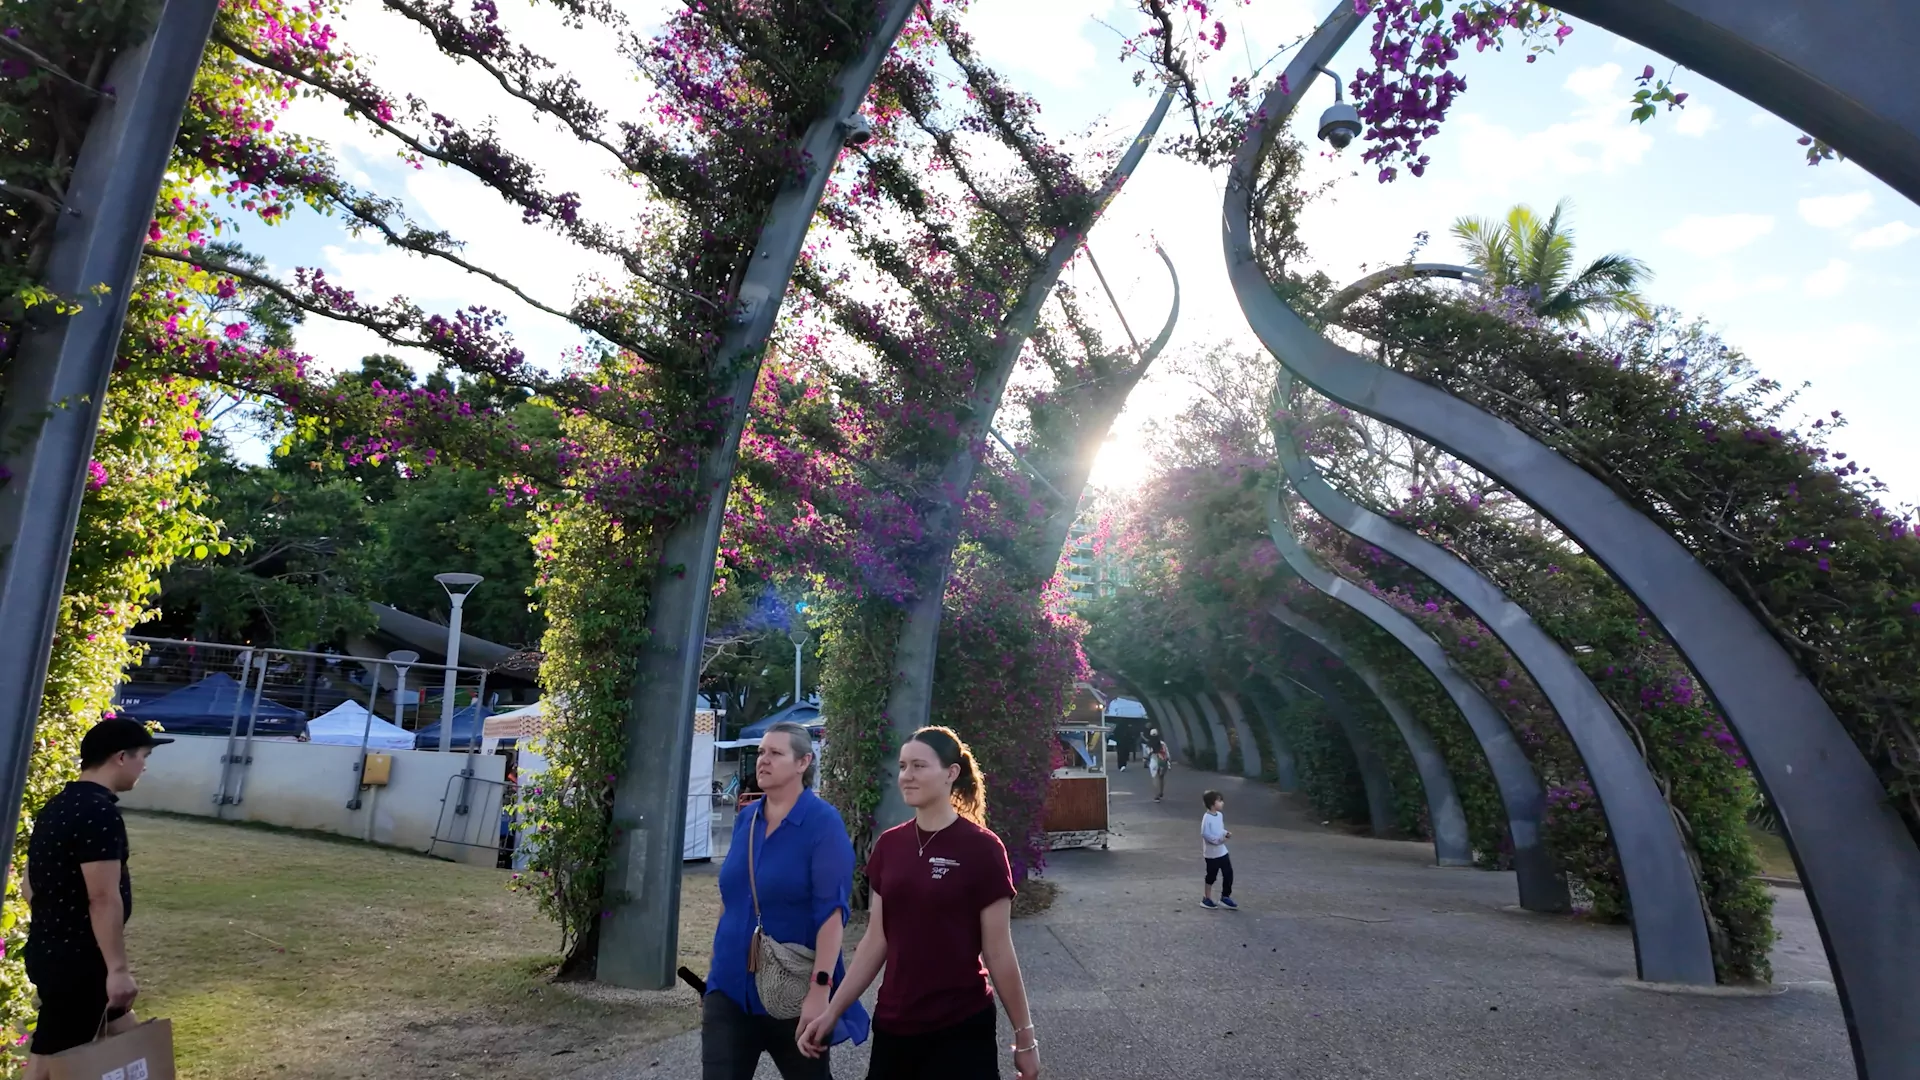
[428,773,509,862]
[120,637,491,809]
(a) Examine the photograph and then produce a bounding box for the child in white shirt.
[1200,790,1236,909]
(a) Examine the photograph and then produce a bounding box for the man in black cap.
[20,717,171,1074]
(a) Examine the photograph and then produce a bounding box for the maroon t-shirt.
[867,816,1017,1035]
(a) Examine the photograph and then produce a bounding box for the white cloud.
[1562,63,1623,104]
[1447,109,1653,187]
[1798,192,1873,228]
[1852,221,1919,250]
[1688,271,1787,307]
[1803,259,1851,298]
[1745,321,1892,380]
[961,0,1120,88]
[1660,213,1775,257]
[1674,104,1716,137]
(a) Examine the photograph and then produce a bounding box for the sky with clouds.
[235,0,1918,507]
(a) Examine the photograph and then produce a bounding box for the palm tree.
[1450,199,1653,325]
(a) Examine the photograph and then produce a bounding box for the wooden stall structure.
[1044,684,1111,850]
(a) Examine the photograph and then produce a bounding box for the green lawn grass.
[124,812,717,1079]
[1746,825,1798,881]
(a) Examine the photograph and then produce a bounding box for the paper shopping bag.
[48,1017,175,1080]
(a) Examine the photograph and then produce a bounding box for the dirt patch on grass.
[125,813,717,1079]
[1012,877,1059,918]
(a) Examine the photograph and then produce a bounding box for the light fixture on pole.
[434,573,484,753]
[788,630,811,708]
[386,650,420,732]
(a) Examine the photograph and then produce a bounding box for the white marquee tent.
[307,700,416,751]
[501,697,718,863]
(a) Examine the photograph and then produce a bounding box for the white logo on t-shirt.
[929,856,960,880]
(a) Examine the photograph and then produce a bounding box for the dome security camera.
[839,114,874,147]
[1318,102,1362,150]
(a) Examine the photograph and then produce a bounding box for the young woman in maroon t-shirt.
[797,726,1039,1079]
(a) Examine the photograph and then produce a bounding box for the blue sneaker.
[1220,897,1238,910]
[1201,897,1218,909]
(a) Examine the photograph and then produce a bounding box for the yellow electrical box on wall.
[362,754,393,786]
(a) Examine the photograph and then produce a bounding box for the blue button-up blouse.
[709,789,870,1044]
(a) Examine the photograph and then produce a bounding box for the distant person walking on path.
[798,726,1040,1080]
[22,718,172,1077]
[704,722,865,1080]
[1145,729,1170,802]
[1199,790,1236,910]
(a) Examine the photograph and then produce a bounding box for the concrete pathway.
[579,762,1852,1079]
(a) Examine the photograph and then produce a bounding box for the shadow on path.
[583,760,1849,1079]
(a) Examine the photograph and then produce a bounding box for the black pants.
[26,954,125,1057]
[1205,854,1234,897]
[702,991,830,1080]
[867,1006,1000,1079]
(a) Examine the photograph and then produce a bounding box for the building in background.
[1062,510,1131,609]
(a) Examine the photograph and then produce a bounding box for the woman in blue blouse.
[705,721,867,1079]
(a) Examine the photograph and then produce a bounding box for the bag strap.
[747,802,763,930]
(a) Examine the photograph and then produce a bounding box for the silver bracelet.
[1011,1038,1039,1054]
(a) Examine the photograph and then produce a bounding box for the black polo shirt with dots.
[24,781,131,977]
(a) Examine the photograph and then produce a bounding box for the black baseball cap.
[81,718,174,764]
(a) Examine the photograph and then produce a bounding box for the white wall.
[121,735,507,866]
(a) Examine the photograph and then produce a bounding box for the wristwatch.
[814,971,831,987]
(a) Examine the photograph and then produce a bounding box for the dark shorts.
[868,1006,1000,1080]
[26,962,123,1057]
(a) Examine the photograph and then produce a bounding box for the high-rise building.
[1062,511,1131,609]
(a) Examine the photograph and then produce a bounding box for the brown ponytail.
[908,725,986,825]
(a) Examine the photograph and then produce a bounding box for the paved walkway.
[580,762,1852,1079]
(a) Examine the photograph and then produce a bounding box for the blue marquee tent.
[412,703,492,750]
[123,673,308,738]
[738,703,820,741]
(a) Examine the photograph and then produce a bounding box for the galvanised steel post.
[1228,4,1920,1069]
[0,0,221,872]
[1549,0,1920,207]
[596,0,920,990]
[1271,606,1473,865]
[1268,463,1568,911]
[1281,266,1717,983]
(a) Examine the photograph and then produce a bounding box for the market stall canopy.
[738,703,819,740]
[411,704,492,750]
[123,673,308,738]
[484,701,545,745]
[307,701,414,751]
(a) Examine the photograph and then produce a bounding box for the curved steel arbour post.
[1227,7,1920,1070]
[1267,453,1569,911]
[1142,695,1187,760]
[1272,606,1472,865]
[1171,696,1217,769]
[1548,0,1920,208]
[0,0,222,878]
[599,0,920,989]
[1289,661,1403,839]
[1238,684,1300,790]
[1192,694,1235,772]
[1215,693,1265,780]
[873,88,1176,831]
[1282,275,1716,983]
[1027,244,1182,575]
